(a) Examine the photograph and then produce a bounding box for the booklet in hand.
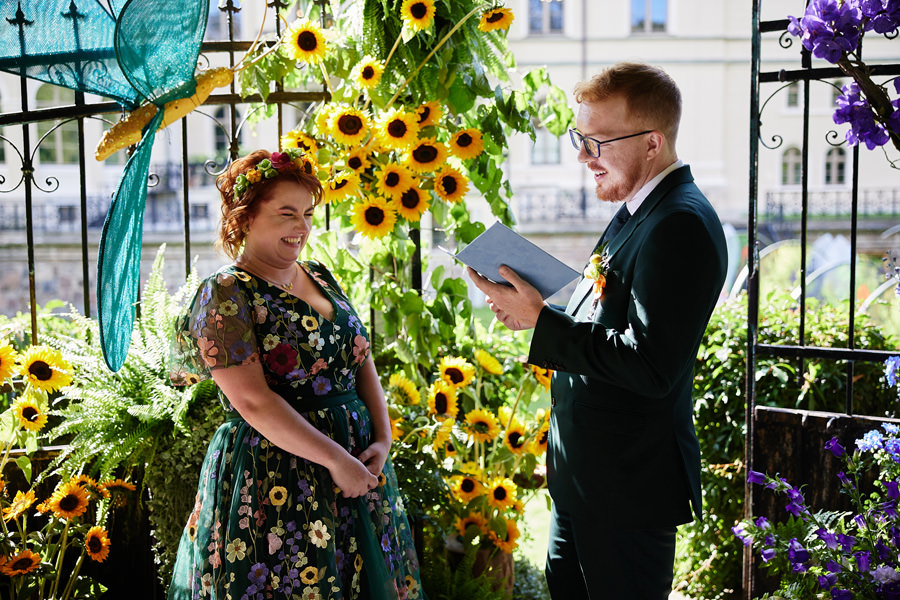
[442,222,580,299]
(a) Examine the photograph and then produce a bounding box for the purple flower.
[831,590,853,600]
[788,538,810,565]
[825,436,846,457]
[248,562,268,586]
[819,573,837,589]
[761,547,777,562]
[886,437,900,463]
[311,375,332,395]
[755,516,771,529]
[788,0,863,63]
[854,550,871,572]
[836,533,857,553]
[834,83,891,150]
[817,528,839,549]
[748,470,767,484]
[825,559,843,573]
[733,523,753,546]
[837,471,853,487]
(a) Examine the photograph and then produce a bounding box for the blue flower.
[883,422,900,435]
[886,356,900,388]
[854,550,871,572]
[825,436,846,457]
[885,438,900,462]
[748,470,767,484]
[857,429,885,452]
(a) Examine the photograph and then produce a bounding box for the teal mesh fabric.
[0,0,210,370]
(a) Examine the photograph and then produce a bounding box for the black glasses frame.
[568,128,654,158]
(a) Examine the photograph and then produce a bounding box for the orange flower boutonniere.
[584,245,611,319]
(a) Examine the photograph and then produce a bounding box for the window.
[632,0,667,33]
[824,147,846,185]
[36,85,79,164]
[529,0,564,35]
[786,82,800,108]
[781,147,802,185]
[531,127,560,165]
[206,0,240,40]
[214,106,235,164]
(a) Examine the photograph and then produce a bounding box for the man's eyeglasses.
[568,128,654,158]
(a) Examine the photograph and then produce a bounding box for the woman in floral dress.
[168,149,422,600]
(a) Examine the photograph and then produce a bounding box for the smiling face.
[243,179,316,268]
[575,95,658,204]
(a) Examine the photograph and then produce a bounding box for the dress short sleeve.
[170,269,259,386]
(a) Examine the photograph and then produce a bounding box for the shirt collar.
[624,159,684,215]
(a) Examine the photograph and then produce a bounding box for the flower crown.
[232,148,308,198]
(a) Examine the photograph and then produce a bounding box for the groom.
[468,62,727,599]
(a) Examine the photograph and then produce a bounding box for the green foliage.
[512,556,550,600]
[674,290,898,599]
[420,532,509,600]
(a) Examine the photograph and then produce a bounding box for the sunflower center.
[362,66,376,80]
[417,107,431,124]
[441,175,458,195]
[28,360,52,381]
[508,432,524,448]
[22,406,38,422]
[333,179,348,191]
[273,490,284,501]
[410,2,428,19]
[434,393,448,414]
[364,207,385,226]
[539,430,548,445]
[297,31,319,52]
[493,487,507,501]
[487,11,504,23]
[88,536,103,553]
[388,120,408,138]
[445,367,463,384]
[59,494,80,512]
[401,189,420,209]
[10,556,31,570]
[413,145,438,163]
[385,172,400,187]
[473,420,490,433]
[338,115,363,135]
[461,479,475,493]
[456,132,473,147]
[348,156,362,170]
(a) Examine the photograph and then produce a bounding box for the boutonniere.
[583,244,610,319]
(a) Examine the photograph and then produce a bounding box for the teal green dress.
[168,261,423,600]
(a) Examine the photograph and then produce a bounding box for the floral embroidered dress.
[168,260,422,600]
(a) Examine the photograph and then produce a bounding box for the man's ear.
[645,130,666,160]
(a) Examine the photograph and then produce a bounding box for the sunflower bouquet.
[385,342,552,558]
[0,339,135,599]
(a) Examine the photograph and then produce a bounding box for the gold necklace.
[277,265,298,291]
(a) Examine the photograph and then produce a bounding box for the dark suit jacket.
[529,165,727,528]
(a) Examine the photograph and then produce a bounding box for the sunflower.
[478,8,515,32]
[296,153,320,178]
[281,130,318,154]
[415,101,442,127]
[451,475,484,504]
[432,419,455,452]
[323,170,361,204]
[329,106,370,146]
[390,416,404,441]
[455,512,488,537]
[269,485,288,506]
[72,475,109,500]
[12,396,47,432]
[283,19,327,64]
[439,356,476,388]
[532,365,552,391]
[465,408,501,443]
[350,197,397,239]
[3,490,35,522]
[353,56,384,89]
[377,109,420,150]
[315,104,336,133]
[427,380,459,421]
[529,420,550,455]
[392,186,430,222]
[47,480,90,519]
[300,565,319,585]
[388,373,420,405]
[449,128,485,160]
[18,345,72,393]
[375,164,415,201]
[101,478,136,507]
[406,138,447,173]
[488,518,520,554]
[503,422,528,455]
[474,349,503,375]
[85,526,112,562]
[0,549,41,576]
[433,165,469,203]
[400,0,436,31]
[486,477,518,511]
[345,148,372,173]
[0,340,18,382]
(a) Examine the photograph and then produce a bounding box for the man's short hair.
[573,62,682,147]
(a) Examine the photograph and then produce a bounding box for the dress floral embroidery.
[168,261,422,600]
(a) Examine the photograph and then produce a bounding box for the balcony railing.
[765,187,900,220]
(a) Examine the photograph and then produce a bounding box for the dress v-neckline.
[236,262,337,323]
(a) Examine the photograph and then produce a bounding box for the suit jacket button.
[551,396,556,407]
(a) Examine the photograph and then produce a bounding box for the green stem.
[60,549,87,600]
[385,6,482,109]
[50,519,71,599]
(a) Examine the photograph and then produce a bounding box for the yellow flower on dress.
[353,56,384,89]
[300,565,319,584]
[0,340,18,381]
[452,475,484,504]
[415,101,442,127]
[391,186,430,222]
[377,109,420,150]
[281,130,318,154]
[0,549,41,576]
[474,349,503,375]
[85,526,112,562]
[488,517,520,553]
[449,128,484,160]
[478,8,515,32]
[486,477,517,511]
[388,373,420,405]
[503,421,528,455]
[375,164,415,200]
[350,197,397,239]
[18,345,72,393]
[531,364,552,391]
[269,486,288,506]
[301,316,318,332]
[400,0,436,31]
[12,396,47,432]
[3,490,35,521]
[406,138,447,173]
[329,106,370,146]
[465,408,501,443]
[345,148,372,173]
[48,480,90,519]
[455,511,488,537]
[427,380,459,421]
[283,19,327,63]
[433,165,469,203]
[323,170,361,204]
[439,356,475,388]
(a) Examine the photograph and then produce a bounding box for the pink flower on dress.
[209,548,222,569]
[267,531,282,555]
[310,358,327,375]
[197,337,219,367]
[352,334,370,364]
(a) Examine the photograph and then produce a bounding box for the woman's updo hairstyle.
[216,149,323,259]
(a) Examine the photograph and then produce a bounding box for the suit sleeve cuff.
[528,304,573,370]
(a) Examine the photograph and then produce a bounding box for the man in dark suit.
[468,62,727,599]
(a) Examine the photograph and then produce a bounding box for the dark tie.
[599,205,632,248]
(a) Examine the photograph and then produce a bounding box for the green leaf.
[15,455,31,484]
